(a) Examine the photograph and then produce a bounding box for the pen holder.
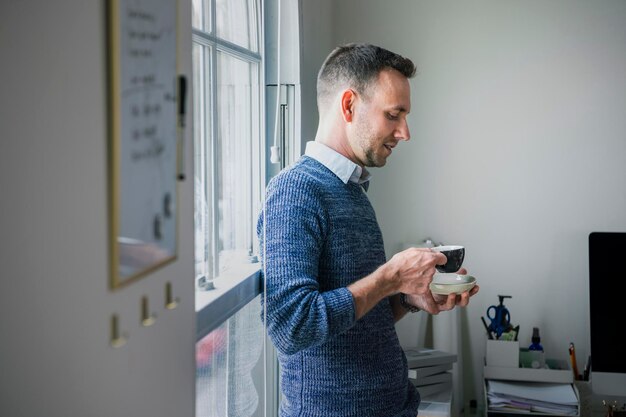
[486,340,519,367]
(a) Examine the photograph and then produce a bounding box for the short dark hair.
[316,43,416,108]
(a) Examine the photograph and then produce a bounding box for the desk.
[575,381,626,417]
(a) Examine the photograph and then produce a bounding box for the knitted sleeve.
[259,172,356,356]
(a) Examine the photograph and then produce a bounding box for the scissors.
[486,295,512,338]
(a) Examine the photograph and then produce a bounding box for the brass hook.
[165,281,179,309]
[141,296,156,326]
[110,314,128,348]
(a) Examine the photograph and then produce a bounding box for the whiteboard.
[108,0,179,288]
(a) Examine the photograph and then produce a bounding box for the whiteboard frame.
[107,0,180,290]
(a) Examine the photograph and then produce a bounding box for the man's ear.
[340,89,356,122]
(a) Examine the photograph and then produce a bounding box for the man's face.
[348,69,411,168]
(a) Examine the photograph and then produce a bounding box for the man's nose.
[396,119,410,141]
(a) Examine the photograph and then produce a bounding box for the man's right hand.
[387,247,447,295]
[347,247,446,320]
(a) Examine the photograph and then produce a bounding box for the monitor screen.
[589,232,626,397]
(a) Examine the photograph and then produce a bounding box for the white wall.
[0,2,196,416]
[266,0,301,85]
[298,0,336,145]
[319,0,626,407]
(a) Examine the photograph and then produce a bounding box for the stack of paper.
[418,388,452,417]
[487,380,579,416]
[404,348,457,397]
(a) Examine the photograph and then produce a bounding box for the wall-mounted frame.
[107,0,179,289]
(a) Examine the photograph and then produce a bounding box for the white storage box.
[484,358,574,384]
[486,340,519,368]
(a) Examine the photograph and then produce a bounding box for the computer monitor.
[589,232,626,397]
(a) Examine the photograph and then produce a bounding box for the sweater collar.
[304,141,371,190]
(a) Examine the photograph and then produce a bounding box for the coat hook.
[110,314,128,348]
[141,296,156,326]
[165,281,179,310]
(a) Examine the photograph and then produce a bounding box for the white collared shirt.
[304,141,371,190]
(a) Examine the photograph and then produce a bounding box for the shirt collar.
[304,141,371,189]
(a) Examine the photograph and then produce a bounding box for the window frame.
[193,1,296,415]
[192,0,265,340]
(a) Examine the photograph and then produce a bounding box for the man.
[257,43,479,417]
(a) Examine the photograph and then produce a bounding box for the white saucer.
[430,274,477,295]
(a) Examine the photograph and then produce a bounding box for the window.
[193,0,301,415]
[193,0,262,285]
[196,295,266,417]
[192,0,269,416]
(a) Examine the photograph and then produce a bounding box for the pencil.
[569,342,580,380]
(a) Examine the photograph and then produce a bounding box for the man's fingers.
[457,291,470,307]
[437,293,456,311]
[434,252,447,266]
[470,284,480,296]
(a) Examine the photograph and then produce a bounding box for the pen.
[481,316,494,340]
[512,325,520,342]
[583,355,591,381]
[569,342,580,381]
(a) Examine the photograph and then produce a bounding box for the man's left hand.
[404,268,480,314]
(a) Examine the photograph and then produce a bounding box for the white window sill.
[195,262,262,341]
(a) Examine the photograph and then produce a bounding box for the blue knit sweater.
[257,156,419,417]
